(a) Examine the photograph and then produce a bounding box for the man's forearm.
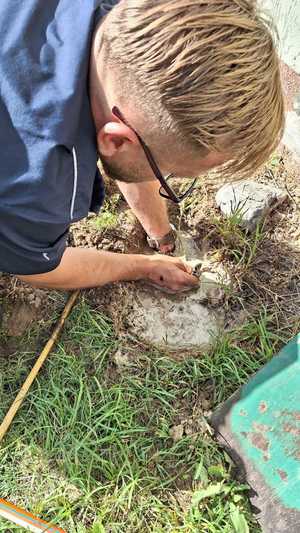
[18,246,199,292]
[18,247,150,289]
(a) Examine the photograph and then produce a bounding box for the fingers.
[146,255,200,293]
[173,271,199,290]
[165,256,193,274]
[160,266,199,292]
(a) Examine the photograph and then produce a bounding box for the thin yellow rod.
[0,290,80,444]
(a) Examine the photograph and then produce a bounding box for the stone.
[173,230,205,264]
[127,253,230,352]
[170,424,184,443]
[124,232,231,352]
[215,180,287,231]
[128,288,223,351]
[112,348,132,369]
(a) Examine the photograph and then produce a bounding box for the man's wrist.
[124,254,151,281]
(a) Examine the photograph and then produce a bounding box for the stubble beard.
[99,155,154,184]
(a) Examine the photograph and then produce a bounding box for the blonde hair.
[103,0,285,176]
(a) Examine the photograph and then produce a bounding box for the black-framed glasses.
[112,106,197,204]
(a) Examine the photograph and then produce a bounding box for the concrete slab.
[283,111,300,162]
[125,233,230,352]
[128,282,225,352]
[262,0,300,74]
[261,1,300,161]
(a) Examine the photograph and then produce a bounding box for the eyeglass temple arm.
[112,106,178,200]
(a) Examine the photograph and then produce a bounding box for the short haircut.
[103,0,285,176]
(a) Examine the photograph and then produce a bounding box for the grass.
[0,297,288,532]
[92,210,119,231]
[175,175,267,277]
[209,207,266,270]
[1,159,295,531]
[91,195,121,230]
[0,147,298,531]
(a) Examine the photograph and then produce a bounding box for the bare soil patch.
[1,146,299,358]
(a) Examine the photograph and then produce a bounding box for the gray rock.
[112,348,131,369]
[173,230,205,263]
[128,288,222,351]
[108,234,230,353]
[127,256,230,352]
[215,180,287,231]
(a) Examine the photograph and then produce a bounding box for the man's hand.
[144,255,199,292]
[18,247,198,292]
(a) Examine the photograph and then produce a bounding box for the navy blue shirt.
[0,0,119,275]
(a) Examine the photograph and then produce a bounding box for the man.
[0,0,284,292]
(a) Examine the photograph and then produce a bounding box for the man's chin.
[99,157,154,184]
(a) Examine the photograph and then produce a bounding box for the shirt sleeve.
[0,210,69,275]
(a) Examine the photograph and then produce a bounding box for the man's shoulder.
[0,0,97,138]
[0,0,102,222]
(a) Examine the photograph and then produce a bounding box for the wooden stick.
[0,498,66,533]
[0,290,80,443]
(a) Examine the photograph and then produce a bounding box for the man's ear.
[97,121,138,157]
